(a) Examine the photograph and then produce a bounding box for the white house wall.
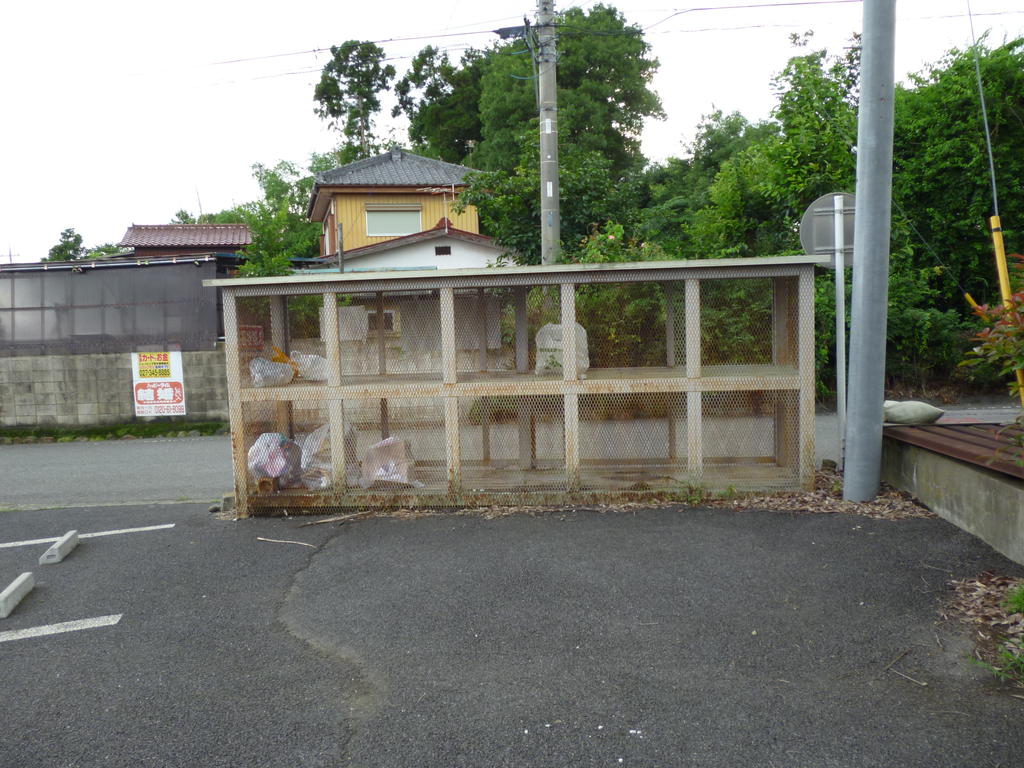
[342,237,503,271]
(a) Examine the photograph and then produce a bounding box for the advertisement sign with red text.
[131,351,187,416]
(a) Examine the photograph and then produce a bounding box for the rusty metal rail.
[884,423,1024,480]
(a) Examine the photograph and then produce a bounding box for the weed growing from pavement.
[946,573,1024,689]
[675,483,708,505]
[1005,584,1024,615]
[971,639,1024,686]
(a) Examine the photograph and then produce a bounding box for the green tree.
[457,137,644,265]
[393,46,488,163]
[392,4,661,171]
[683,35,859,260]
[473,4,661,173]
[45,228,85,261]
[893,37,1024,314]
[640,111,777,257]
[85,243,128,259]
[314,41,396,158]
[170,208,247,225]
[237,161,321,277]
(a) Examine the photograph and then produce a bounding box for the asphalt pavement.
[2,408,1023,767]
[0,436,232,511]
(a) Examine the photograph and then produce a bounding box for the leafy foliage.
[45,228,85,261]
[961,254,1024,397]
[399,4,660,173]
[85,243,129,259]
[457,139,644,265]
[314,41,396,157]
[393,47,487,163]
[45,229,127,262]
[237,161,320,277]
[483,5,659,172]
[175,161,319,278]
[893,38,1024,313]
[570,223,668,368]
[641,111,777,257]
[685,35,858,261]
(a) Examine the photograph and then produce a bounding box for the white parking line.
[0,614,123,643]
[0,524,176,550]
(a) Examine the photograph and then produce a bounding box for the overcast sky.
[1,0,1021,262]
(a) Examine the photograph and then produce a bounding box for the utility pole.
[536,0,560,265]
[843,0,896,501]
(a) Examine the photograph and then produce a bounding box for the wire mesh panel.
[458,395,566,493]
[214,258,820,514]
[700,277,775,367]
[343,396,446,493]
[578,393,687,491]
[701,390,800,488]
[577,280,682,370]
[332,290,444,380]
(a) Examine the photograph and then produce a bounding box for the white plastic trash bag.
[359,436,423,488]
[534,322,589,375]
[294,423,358,489]
[883,400,944,425]
[248,432,303,487]
[250,357,294,387]
[297,425,332,490]
[293,352,328,381]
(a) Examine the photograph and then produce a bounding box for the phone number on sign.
[139,405,186,415]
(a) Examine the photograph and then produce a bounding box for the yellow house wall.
[334,192,480,251]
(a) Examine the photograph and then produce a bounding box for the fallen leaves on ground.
[944,572,1024,644]
[942,572,1024,685]
[300,468,933,523]
[702,468,935,520]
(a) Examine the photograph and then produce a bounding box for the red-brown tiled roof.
[118,224,252,249]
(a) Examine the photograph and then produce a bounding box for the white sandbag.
[883,400,944,425]
[535,322,589,375]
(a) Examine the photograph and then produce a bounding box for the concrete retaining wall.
[0,350,228,427]
[882,437,1024,566]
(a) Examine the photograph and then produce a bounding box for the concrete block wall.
[882,438,1024,566]
[0,350,229,428]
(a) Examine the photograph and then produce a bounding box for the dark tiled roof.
[316,148,475,187]
[118,224,252,248]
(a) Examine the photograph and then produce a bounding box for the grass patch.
[0,421,228,443]
[1005,584,1024,615]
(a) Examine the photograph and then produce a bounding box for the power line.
[208,25,519,67]
[645,0,865,31]
[201,3,1023,87]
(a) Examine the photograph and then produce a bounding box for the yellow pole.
[989,215,1024,407]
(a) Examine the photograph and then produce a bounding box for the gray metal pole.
[843,0,896,501]
[833,194,846,471]
[537,0,560,265]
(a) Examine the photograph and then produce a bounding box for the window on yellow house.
[365,205,422,237]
